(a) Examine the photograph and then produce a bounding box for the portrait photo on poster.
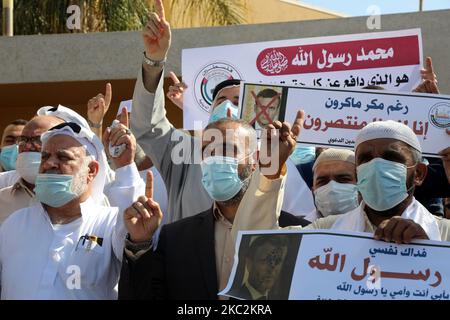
[224,232,302,300]
[240,84,288,132]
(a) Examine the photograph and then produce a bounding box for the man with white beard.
[0,122,143,299]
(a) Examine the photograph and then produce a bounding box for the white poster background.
[280,85,449,156]
[182,29,423,129]
[292,231,450,300]
[220,230,450,300]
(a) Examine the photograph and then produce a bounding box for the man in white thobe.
[238,120,450,243]
[0,121,144,299]
[304,149,358,222]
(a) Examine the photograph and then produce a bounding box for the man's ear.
[87,160,99,183]
[414,162,428,187]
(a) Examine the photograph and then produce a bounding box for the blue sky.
[298,0,450,17]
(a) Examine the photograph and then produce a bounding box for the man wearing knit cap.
[303,120,450,243]
[248,120,450,243]
[304,148,359,222]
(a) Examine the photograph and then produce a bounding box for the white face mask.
[314,180,359,217]
[16,152,41,184]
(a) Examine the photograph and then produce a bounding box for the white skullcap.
[313,148,355,171]
[41,122,109,206]
[37,105,91,131]
[355,120,421,152]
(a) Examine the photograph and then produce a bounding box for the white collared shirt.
[0,197,127,300]
[0,170,20,189]
[0,179,37,225]
[0,163,144,300]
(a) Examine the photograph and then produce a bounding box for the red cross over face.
[250,91,281,128]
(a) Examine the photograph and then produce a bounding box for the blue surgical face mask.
[208,100,239,124]
[16,151,41,184]
[201,156,248,202]
[357,158,415,212]
[289,146,316,165]
[34,174,78,208]
[0,144,18,171]
[314,181,359,217]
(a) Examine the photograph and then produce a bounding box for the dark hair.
[256,88,281,108]
[256,88,280,99]
[247,235,289,262]
[11,119,28,126]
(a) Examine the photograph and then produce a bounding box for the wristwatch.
[143,51,166,67]
[87,119,102,129]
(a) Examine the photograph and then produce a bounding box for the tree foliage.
[1,0,246,35]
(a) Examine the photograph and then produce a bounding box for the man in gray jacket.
[130,0,240,223]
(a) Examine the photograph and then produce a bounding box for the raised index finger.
[105,83,112,106]
[146,170,154,199]
[425,57,434,74]
[169,71,180,85]
[291,110,305,139]
[155,0,166,20]
[119,108,129,128]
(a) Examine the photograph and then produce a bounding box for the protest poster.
[238,82,449,156]
[220,229,450,300]
[117,99,133,115]
[182,28,423,129]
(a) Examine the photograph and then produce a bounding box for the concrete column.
[2,0,13,37]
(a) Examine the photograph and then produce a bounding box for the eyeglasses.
[17,136,41,146]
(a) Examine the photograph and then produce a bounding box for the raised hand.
[103,108,136,168]
[259,110,305,179]
[421,57,437,82]
[374,217,428,244]
[87,83,112,125]
[413,57,440,94]
[143,0,171,62]
[166,71,187,109]
[124,170,163,243]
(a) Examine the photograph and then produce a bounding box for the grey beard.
[218,164,253,207]
[70,159,90,197]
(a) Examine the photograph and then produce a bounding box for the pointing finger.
[292,110,305,139]
[119,108,129,127]
[425,56,434,74]
[169,71,180,85]
[145,170,154,199]
[155,0,166,20]
[105,83,112,107]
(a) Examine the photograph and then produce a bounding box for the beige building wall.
[2,9,449,133]
[244,0,344,24]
